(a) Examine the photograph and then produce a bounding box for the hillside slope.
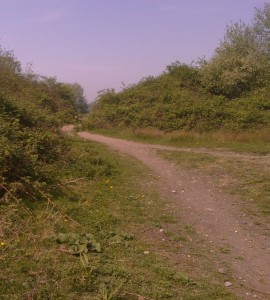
[85,4,270,134]
[84,68,270,132]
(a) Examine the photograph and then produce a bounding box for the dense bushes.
[85,4,270,133]
[0,46,86,202]
[85,69,270,132]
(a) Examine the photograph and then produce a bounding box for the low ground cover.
[0,137,235,299]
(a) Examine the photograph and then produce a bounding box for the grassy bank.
[0,136,235,299]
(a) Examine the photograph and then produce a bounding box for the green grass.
[82,127,270,155]
[0,137,236,299]
[223,159,270,215]
[219,246,231,255]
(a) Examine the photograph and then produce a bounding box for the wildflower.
[110,186,113,189]
[0,242,6,246]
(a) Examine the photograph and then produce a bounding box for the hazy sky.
[0,0,267,102]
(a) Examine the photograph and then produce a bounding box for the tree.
[0,46,22,93]
[166,61,199,87]
[254,3,270,55]
[65,83,88,113]
[199,3,270,98]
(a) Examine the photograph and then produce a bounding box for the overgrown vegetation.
[84,4,270,136]
[0,45,237,298]
[0,45,87,204]
[2,4,269,298]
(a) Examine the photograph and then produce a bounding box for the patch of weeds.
[172,235,188,242]
[163,230,174,239]
[235,256,245,261]
[222,159,270,215]
[174,271,197,286]
[55,233,101,268]
[108,232,134,245]
[219,246,231,254]
[159,214,178,224]
[163,227,193,242]
[183,224,196,234]
[95,282,124,300]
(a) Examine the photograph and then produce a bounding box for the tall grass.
[212,129,270,143]
[87,127,270,154]
[131,127,270,143]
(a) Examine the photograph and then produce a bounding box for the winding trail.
[63,126,270,298]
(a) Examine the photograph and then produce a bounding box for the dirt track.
[63,126,270,299]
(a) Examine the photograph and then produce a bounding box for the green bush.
[85,70,270,133]
[0,46,87,203]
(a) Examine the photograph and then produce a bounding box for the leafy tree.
[198,3,270,98]
[64,83,88,113]
[254,3,270,55]
[0,47,21,94]
[199,21,265,97]
[166,61,199,88]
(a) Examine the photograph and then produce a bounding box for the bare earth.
[63,126,270,299]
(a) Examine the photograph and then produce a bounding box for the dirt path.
[71,128,270,298]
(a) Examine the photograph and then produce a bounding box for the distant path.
[63,126,270,298]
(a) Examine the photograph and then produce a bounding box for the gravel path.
[63,126,270,299]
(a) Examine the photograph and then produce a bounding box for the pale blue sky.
[0,0,267,102]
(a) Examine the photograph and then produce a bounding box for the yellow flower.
[110,186,113,189]
[0,242,6,246]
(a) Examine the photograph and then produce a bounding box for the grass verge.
[80,127,270,155]
[0,136,236,299]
